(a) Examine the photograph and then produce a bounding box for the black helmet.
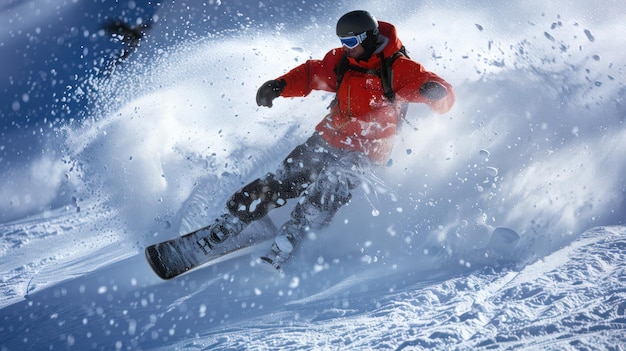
[336,10,379,57]
[336,10,378,37]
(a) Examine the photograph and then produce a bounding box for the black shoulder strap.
[334,54,350,90]
[382,46,409,101]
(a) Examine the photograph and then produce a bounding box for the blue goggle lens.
[340,36,359,48]
[339,32,367,49]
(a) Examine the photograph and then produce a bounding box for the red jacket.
[276,21,455,164]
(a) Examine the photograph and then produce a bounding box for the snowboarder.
[204,10,455,272]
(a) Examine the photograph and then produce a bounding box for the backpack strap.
[380,46,411,131]
[334,54,350,90]
[380,50,404,102]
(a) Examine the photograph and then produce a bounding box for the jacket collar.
[347,21,403,69]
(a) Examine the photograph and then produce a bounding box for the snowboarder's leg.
[225,134,330,224]
[205,134,330,243]
[260,161,365,271]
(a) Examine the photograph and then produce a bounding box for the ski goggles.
[339,32,368,49]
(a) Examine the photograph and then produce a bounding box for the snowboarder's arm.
[393,58,455,114]
[274,49,342,98]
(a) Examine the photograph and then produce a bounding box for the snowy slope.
[1,221,624,350]
[162,226,626,350]
[1,0,626,350]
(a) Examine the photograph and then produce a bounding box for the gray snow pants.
[226,133,371,247]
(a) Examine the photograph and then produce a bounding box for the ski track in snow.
[0,204,136,308]
[1,0,626,349]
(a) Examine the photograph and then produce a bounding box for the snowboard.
[145,217,278,280]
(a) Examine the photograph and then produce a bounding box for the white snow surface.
[1,0,626,350]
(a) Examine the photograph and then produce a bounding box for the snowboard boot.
[258,239,291,274]
[258,222,301,274]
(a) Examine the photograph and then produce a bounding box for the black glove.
[256,79,286,107]
[419,81,447,100]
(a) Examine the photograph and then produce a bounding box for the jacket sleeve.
[275,49,343,98]
[393,57,455,114]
